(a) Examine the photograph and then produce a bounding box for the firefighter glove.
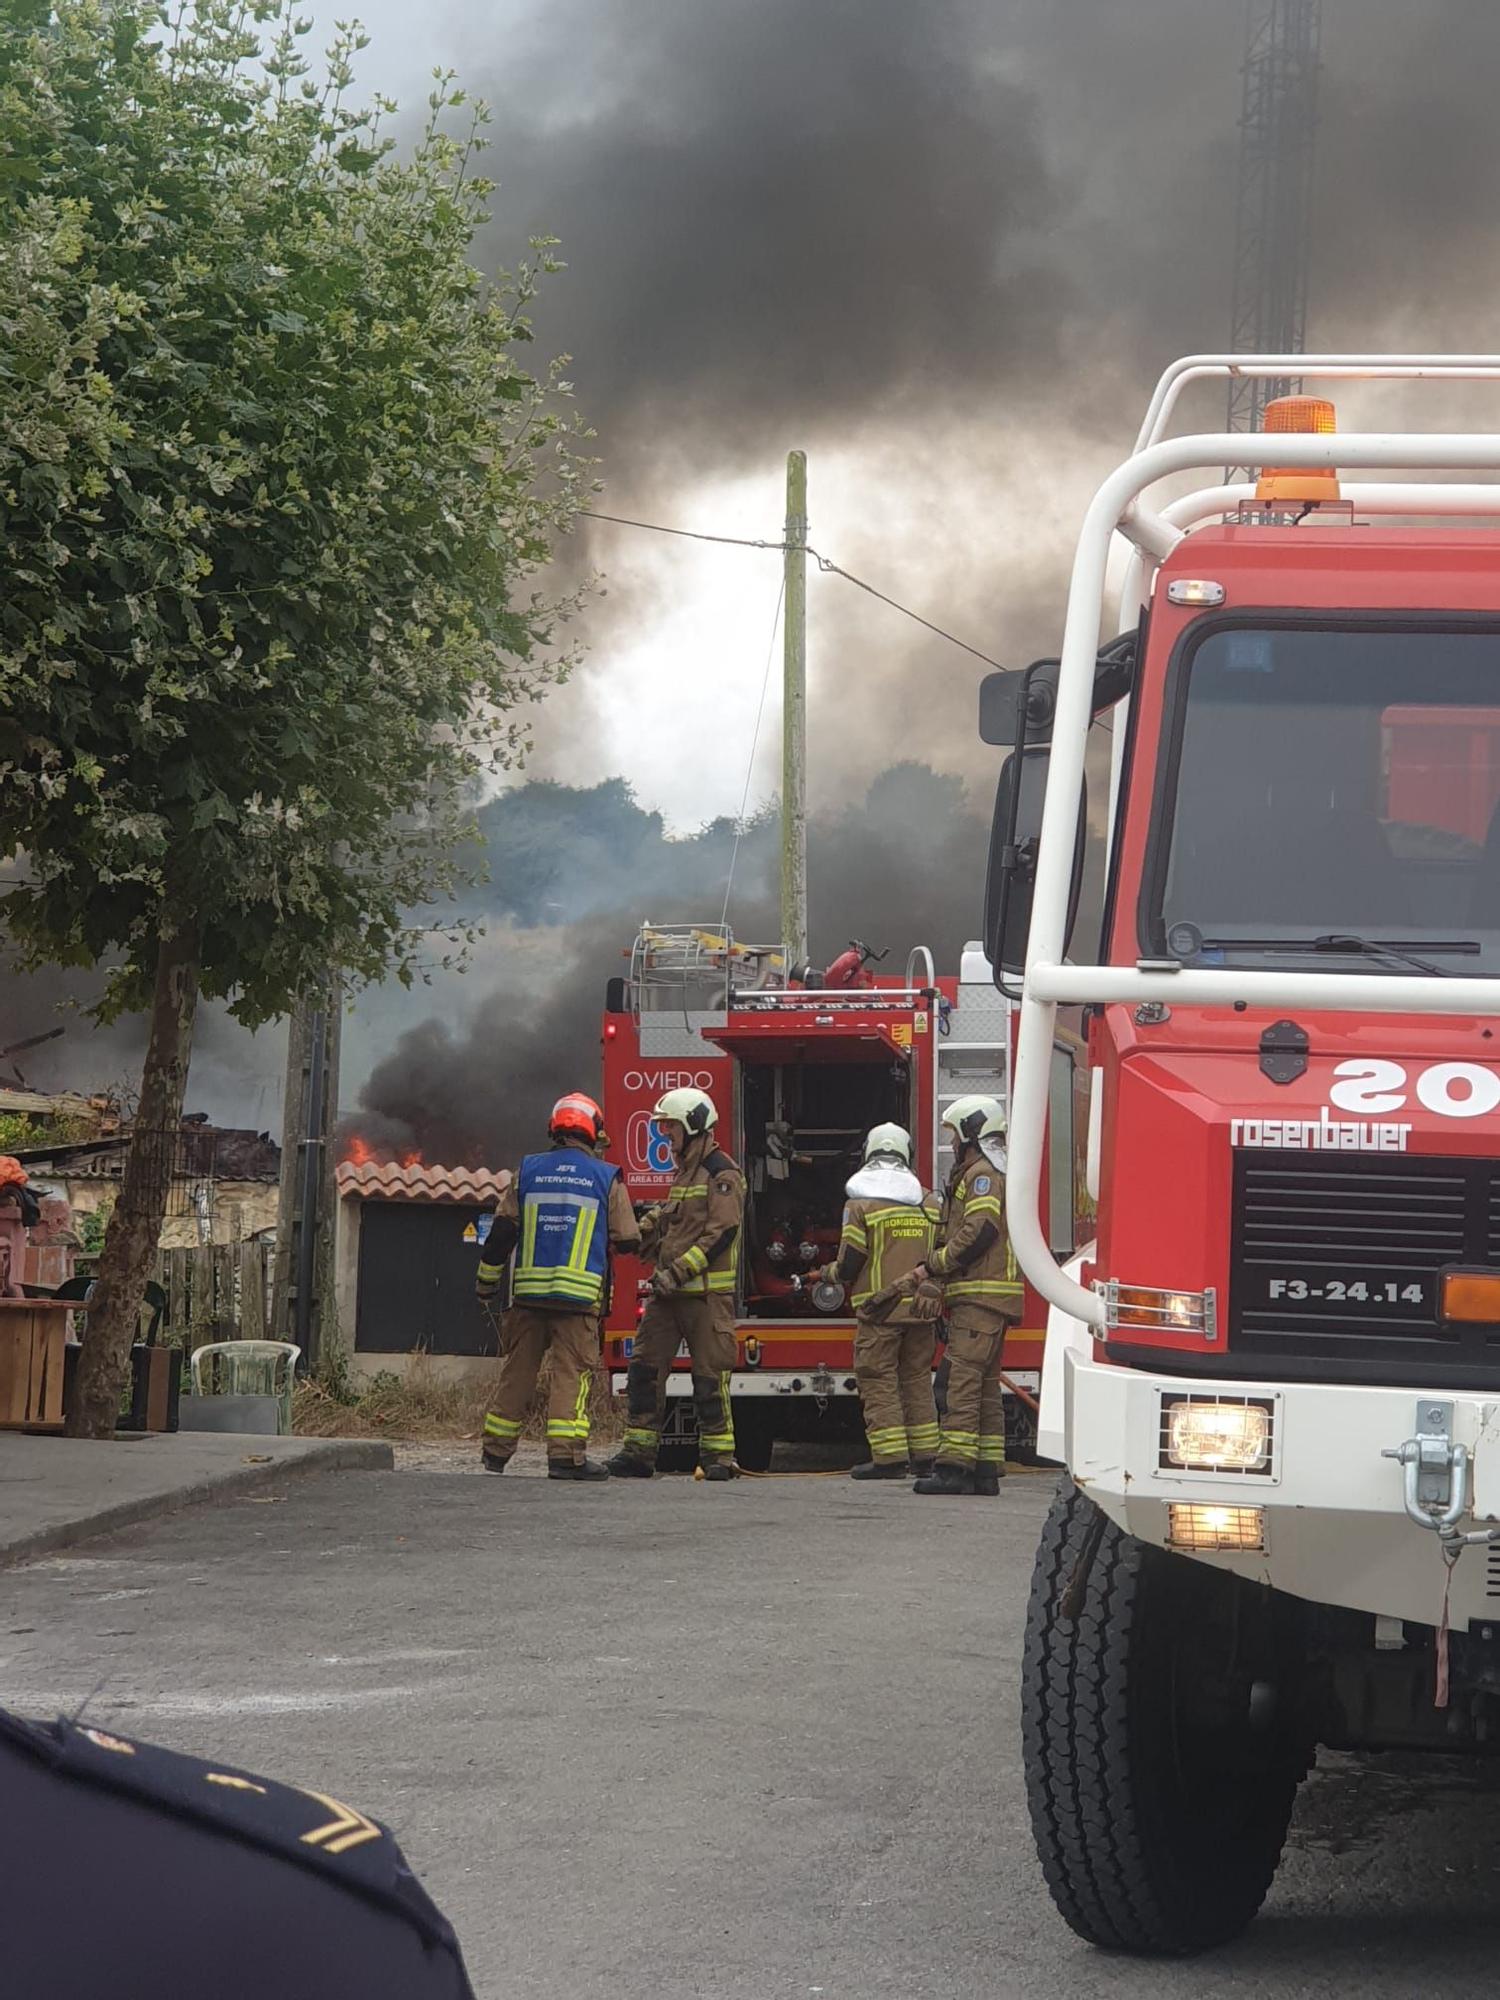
[650,1266,680,1299]
[475,1279,500,1304]
[910,1278,944,1322]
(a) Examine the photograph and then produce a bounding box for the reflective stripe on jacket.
[930,1161,1022,1307]
[639,1138,744,1296]
[838,1194,941,1308]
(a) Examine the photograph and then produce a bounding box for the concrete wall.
[334,1191,361,1373]
[59,1176,278,1250]
[158,1181,279,1250]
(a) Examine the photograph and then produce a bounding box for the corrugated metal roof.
[336,1160,511,1205]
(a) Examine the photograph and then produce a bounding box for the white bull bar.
[1009,353,1500,1334]
[1055,1331,1500,1631]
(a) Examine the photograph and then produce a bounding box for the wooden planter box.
[0,1298,73,1431]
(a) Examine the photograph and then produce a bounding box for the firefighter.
[607,1086,745,1481]
[476,1092,640,1480]
[913,1095,1021,1497]
[827,1123,943,1480]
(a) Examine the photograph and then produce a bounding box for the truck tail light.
[1256,394,1340,505]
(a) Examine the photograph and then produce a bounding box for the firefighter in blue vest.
[476,1092,640,1480]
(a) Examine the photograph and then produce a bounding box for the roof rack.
[628,924,787,1017]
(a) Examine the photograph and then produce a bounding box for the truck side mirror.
[978,661,1060,747]
[979,671,1020,746]
[984,748,1086,989]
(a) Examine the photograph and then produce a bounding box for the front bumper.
[607,1366,1042,1402]
[1062,1341,1500,1630]
[609,1369,859,1400]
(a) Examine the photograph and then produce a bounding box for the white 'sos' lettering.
[1327,1058,1500,1120]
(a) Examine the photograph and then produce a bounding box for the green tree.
[0,2,592,1436]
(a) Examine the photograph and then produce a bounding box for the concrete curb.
[0,1439,395,1569]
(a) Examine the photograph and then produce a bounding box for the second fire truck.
[599,924,1087,1469]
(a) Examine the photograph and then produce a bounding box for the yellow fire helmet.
[862,1122,913,1166]
[940,1095,1006,1147]
[652,1086,718,1137]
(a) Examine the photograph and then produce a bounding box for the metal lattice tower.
[1227,0,1322,436]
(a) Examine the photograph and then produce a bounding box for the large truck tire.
[1021,1479,1307,1956]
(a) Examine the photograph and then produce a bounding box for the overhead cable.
[580,509,1005,672]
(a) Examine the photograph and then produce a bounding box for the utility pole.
[273,976,341,1371]
[781,449,808,966]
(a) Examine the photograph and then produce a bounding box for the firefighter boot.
[550,1459,611,1482]
[850,1459,909,1481]
[479,1450,509,1474]
[701,1460,739,1482]
[973,1465,1006,1496]
[913,1464,977,1496]
[910,1459,936,1480]
[607,1450,654,1478]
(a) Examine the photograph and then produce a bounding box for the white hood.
[845,1161,924,1206]
[980,1135,1008,1175]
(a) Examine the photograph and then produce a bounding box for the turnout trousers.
[619,1293,737,1467]
[481,1307,599,1468]
[853,1317,940,1465]
[936,1306,1012,1472]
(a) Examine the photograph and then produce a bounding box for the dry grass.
[292,1350,624,1444]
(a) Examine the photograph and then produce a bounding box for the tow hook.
[1383,1401,1498,1557]
[1383,1401,1500,1713]
[1383,1401,1469,1534]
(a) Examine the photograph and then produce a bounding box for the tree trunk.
[66,920,201,1439]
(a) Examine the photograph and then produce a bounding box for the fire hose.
[998,1368,1040,1417]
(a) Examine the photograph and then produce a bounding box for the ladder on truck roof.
[1007,353,1500,1334]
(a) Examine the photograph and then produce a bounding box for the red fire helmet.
[549,1093,605,1143]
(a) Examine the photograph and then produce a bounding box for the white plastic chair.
[190,1340,301,1435]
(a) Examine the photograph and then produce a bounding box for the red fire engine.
[995,355,1500,1954]
[599,924,1084,1469]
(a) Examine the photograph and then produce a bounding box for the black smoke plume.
[20,2,1500,1131]
[347,763,1001,1164]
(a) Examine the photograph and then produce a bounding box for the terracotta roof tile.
[336,1160,511,1205]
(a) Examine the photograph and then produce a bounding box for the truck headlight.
[1162,1397,1271,1472]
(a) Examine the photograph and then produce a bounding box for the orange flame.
[401,1148,423,1169]
[345,1135,375,1167]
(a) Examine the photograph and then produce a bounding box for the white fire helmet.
[652,1086,718,1138]
[863,1122,913,1166]
[941,1095,1006,1148]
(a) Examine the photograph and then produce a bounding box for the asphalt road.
[5,1463,1500,1999]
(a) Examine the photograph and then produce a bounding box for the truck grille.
[1231,1150,1500,1385]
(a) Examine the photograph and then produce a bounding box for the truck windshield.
[1154,624,1500,971]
